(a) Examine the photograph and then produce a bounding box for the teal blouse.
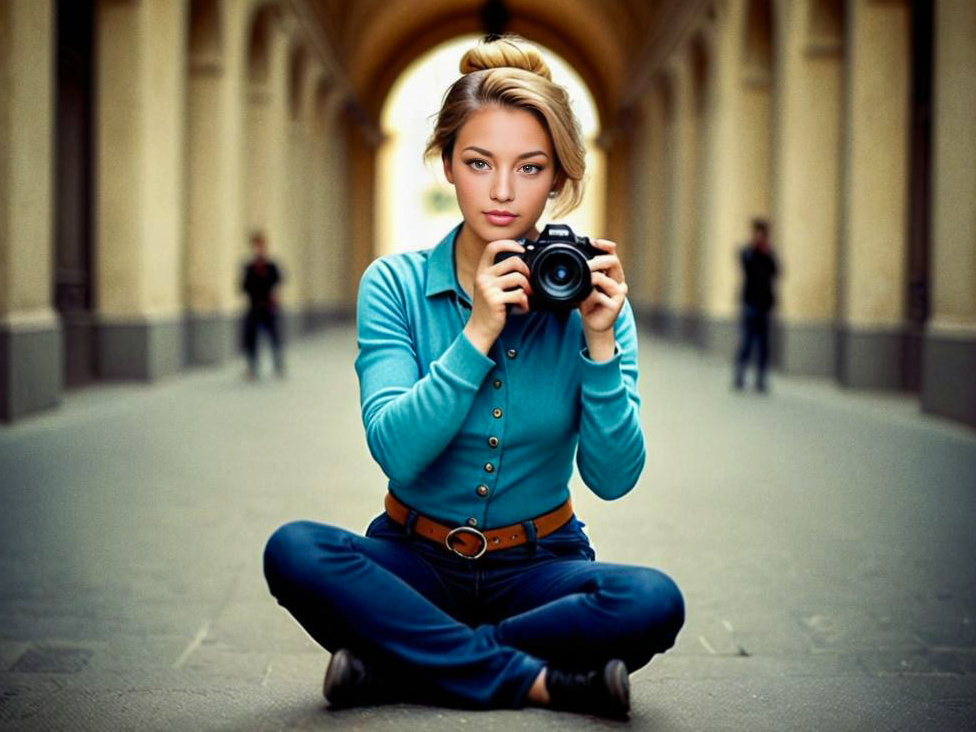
[354,224,644,529]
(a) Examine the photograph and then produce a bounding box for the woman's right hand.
[463,239,532,355]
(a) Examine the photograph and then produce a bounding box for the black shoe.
[322,649,387,708]
[545,659,630,719]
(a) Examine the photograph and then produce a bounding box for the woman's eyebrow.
[461,146,550,160]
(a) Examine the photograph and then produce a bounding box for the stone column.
[838,0,911,389]
[284,45,308,333]
[290,56,323,333]
[704,0,774,359]
[94,0,188,380]
[921,0,976,427]
[601,128,632,260]
[305,77,327,330]
[308,78,352,327]
[186,0,246,366]
[0,0,60,420]
[245,12,293,334]
[322,93,353,313]
[689,37,714,348]
[624,98,655,320]
[657,71,681,338]
[645,82,670,328]
[668,54,699,341]
[348,113,380,301]
[773,0,843,377]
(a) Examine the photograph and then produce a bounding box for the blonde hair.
[425,35,586,217]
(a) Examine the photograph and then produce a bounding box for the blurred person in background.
[733,218,778,392]
[242,232,284,379]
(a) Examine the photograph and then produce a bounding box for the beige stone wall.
[841,0,911,329]
[929,0,976,336]
[624,97,655,313]
[645,83,669,309]
[96,0,188,319]
[186,0,247,314]
[0,0,55,324]
[703,0,771,322]
[775,0,842,324]
[669,56,697,316]
[319,90,352,310]
[247,13,294,307]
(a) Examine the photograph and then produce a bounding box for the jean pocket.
[364,512,404,540]
[537,515,596,560]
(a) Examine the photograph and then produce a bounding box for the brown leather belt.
[384,492,574,559]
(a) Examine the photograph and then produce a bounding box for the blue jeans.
[735,305,771,387]
[263,512,684,709]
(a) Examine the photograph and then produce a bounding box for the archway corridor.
[1,2,975,724]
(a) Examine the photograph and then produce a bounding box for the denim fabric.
[264,514,685,710]
[735,304,771,386]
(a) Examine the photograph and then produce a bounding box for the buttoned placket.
[454,292,492,528]
[472,318,528,528]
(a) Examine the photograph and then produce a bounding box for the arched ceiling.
[310,0,664,128]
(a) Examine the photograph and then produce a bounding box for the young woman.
[263,35,684,719]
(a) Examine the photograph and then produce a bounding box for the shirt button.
[493,379,502,389]
[484,462,494,473]
[492,407,503,418]
[466,517,478,527]
[506,348,518,359]
[488,436,499,448]
[476,484,489,497]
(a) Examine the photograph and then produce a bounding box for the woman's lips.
[484,211,518,226]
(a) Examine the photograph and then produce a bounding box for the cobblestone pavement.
[1,326,975,731]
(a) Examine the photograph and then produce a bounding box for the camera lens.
[532,246,591,306]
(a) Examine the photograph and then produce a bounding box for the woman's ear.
[442,153,455,185]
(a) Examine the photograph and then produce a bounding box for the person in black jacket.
[733,219,778,392]
[242,232,284,379]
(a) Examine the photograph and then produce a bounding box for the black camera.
[494,224,601,312]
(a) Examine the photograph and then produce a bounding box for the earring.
[548,190,557,200]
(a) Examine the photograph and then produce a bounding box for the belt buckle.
[445,526,488,559]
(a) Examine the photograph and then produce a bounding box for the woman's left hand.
[579,239,628,361]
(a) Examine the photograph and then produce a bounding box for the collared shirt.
[354,224,645,529]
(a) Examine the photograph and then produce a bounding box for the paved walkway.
[1,326,975,731]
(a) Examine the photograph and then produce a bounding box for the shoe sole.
[323,649,352,704]
[603,659,631,717]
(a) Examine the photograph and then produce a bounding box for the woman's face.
[443,105,557,246]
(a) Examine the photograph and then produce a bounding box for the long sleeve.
[574,299,645,499]
[354,259,495,485]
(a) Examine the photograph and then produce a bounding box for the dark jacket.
[740,246,777,312]
[242,260,282,311]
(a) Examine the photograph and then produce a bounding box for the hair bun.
[459,35,552,81]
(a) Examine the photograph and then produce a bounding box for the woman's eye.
[466,159,490,171]
[520,164,543,174]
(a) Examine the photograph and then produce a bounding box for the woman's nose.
[490,172,514,202]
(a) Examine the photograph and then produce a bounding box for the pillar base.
[700,316,737,359]
[921,330,976,428]
[0,316,63,422]
[836,326,908,390]
[97,317,185,381]
[643,307,703,344]
[304,306,355,332]
[638,306,671,336]
[775,320,836,378]
[62,311,98,388]
[186,311,240,366]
